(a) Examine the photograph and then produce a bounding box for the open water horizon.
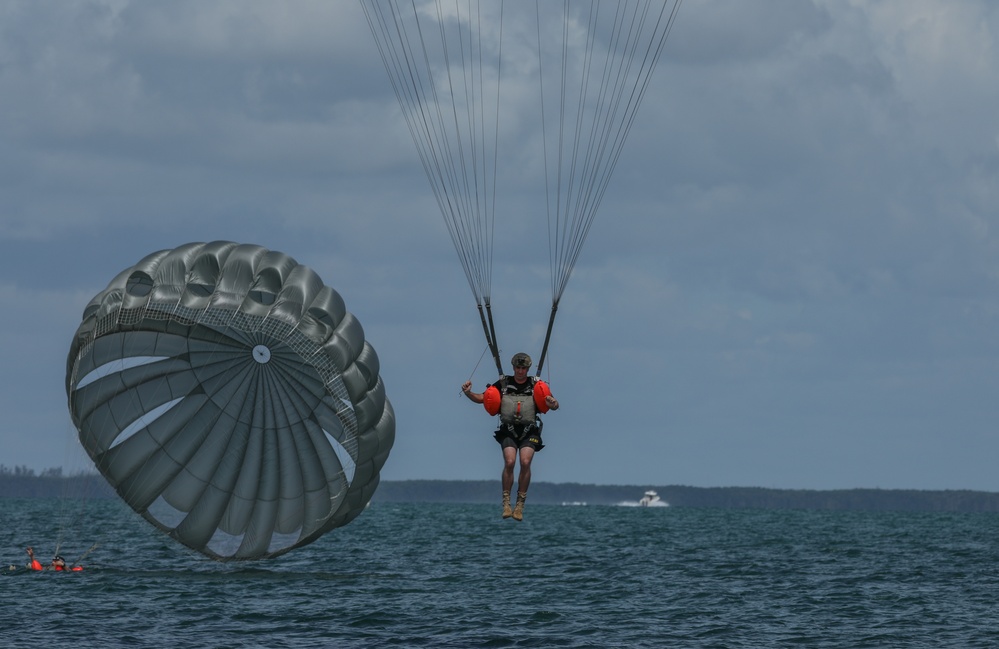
[2,498,998,648]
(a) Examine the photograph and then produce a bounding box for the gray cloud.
[2,1,998,491]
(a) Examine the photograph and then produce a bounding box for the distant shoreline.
[372,480,999,512]
[2,473,998,512]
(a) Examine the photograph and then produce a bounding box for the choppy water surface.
[3,499,998,647]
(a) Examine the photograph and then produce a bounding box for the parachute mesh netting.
[66,242,395,561]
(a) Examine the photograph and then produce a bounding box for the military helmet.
[511,352,532,368]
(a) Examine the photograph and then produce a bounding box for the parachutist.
[25,547,83,572]
[461,352,559,521]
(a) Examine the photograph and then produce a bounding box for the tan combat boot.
[501,491,513,519]
[512,491,527,521]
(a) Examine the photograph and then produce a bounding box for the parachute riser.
[477,303,504,377]
[534,301,559,378]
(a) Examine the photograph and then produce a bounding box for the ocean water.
[2,498,999,648]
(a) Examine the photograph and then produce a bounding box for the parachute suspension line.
[446,0,503,371]
[473,0,504,376]
[535,2,571,364]
[437,0,488,302]
[558,1,625,303]
[573,0,683,284]
[364,0,506,373]
[71,542,99,568]
[536,0,682,306]
[555,0,593,304]
[365,1,682,383]
[363,0,500,307]
[487,1,504,308]
[530,0,682,378]
[555,0,630,302]
[535,1,554,305]
[461,343,491,393]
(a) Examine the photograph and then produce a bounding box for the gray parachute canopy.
[66,242,395,561]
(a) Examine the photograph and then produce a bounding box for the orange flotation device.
[533,380,551,414]
[483,385,501,416]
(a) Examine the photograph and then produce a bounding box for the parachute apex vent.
[252,345,272,364]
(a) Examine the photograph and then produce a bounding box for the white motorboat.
[638,490,661,507]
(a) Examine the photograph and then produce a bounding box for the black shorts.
[494,422,545,452]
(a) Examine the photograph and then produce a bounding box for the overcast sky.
[2,1,998,491]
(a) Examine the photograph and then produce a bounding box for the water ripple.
[4,501,999,647]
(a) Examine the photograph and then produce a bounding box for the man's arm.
[461,380,485,404]
[26,547,42,571]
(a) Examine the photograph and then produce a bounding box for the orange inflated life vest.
[483,385,501,416]
[532,380,551,413]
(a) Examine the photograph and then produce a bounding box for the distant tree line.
[4,471,999,512]
[0,465,115,499]
[0,465,66,478]
[371,480,999,513]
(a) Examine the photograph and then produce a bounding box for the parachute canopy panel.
[66,242,395,561]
